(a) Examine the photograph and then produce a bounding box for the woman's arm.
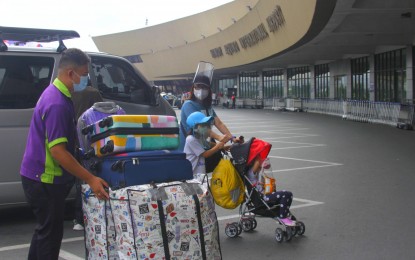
[214,116,241,143]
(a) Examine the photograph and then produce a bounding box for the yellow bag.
[210,159,245,209]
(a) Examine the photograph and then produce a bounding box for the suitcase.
[77,102,125,160]
[91,150,193,189]
[109,181,222,260]
[83,115,179,157]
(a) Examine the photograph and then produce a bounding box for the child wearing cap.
[184,111,230,180]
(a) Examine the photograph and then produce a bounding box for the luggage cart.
[397,103,414,130]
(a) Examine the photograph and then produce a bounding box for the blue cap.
[186,111,214,128]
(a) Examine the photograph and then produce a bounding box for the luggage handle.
[81,124,94,135]
[111,160,126,172]
[98,116,114,128]
[100,140,114,155]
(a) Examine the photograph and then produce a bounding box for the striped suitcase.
[83,115,179,157]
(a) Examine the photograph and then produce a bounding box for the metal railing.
[261,98,414,128]
[302,99,414,127]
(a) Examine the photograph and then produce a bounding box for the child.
[246,139,295,226]
[184,111,229,180]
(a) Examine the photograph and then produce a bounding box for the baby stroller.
[224,137,305,242]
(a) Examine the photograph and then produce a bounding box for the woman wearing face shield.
[179,61,240,153]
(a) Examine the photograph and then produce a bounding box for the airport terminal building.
[92,0,415,124]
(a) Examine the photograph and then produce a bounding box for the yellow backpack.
[210,159,245,209]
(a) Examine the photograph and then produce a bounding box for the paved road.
[1,107,415,259]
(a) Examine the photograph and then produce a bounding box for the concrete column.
[369,54,375,101]
[310,66,315,99]
[346,59,352,99]
[283,70,288,98]
[329,63,335,99]
[406,46,413,103]
[236,75,240,98]
[258,71,263,99]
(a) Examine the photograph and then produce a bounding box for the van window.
[0,56,54,109]
[91,57,150,104]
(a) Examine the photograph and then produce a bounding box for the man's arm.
[50,143,109,200]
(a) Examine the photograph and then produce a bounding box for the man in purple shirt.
[20,48,109,260]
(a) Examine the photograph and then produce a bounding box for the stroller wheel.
[296,221,305,236]
[291,225,298,236]
[225,223,239,238]
[285,227,293,242]
[241,218,253,232]
[250,218,257,230]
[275,228,284,243]
[232,222,243,235]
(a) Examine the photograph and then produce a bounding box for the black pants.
[74,179,83,224]
[21,176,74,260]
[264,190,293,218]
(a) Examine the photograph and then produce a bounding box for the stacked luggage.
[78,102,222,259]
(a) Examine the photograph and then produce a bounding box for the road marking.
[269,155,342,165]
[60,249,84,260]
[217,197,324,221]
[267,155,343,172]
[0,236,84,252]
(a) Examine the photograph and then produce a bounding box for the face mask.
[194,125,211,149]
[73,72,89,92]
[194,89,209,100]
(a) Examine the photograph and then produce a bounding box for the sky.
[1,0,233,51]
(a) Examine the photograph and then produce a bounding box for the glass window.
[218,78,237,97]
[287,66,310,98]
[239,72,259,98]
[315,64,330,99]
[0,55,54,109]
[91,57,150,104]
[374,48,406,102]
[334,75,347,100]
[351,57,370,100]
[263,69,284,98]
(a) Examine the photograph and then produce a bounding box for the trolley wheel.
[225,223,239,238]
[250,218,257,230]
[275,228,284,243]
[241,218,253,232]
[296,221,305,236]
[285,227,293,242]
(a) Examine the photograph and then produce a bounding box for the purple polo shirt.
[20,78,76,184]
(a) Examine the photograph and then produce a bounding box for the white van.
[0,27,175,208]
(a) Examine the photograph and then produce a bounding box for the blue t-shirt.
[179,100,216,151]
[20,78,77,184]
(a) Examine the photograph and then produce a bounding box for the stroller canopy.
[247,138,272,165]
[230,138,272,168]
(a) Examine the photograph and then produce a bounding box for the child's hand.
[216,141,225,150]
[223,144,231,151]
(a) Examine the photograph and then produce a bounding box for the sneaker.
[279,217,296,226]
[73,220,84,231]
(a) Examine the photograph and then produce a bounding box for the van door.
[0,55,54,206]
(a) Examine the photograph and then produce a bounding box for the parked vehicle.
[0,27,175,208]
